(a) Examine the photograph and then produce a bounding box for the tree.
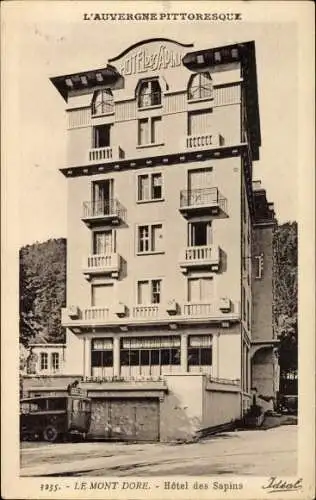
[19,238,67,346]
[273,222,298,389]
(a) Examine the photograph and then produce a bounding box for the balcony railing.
[83,307,110,322]
[132,305,160,319]
[183,302,213,316]
[83,253,120,279]
[179,187,227,217]
[186,133,224,150]
[89,146,112,162]
[179,245,220,272]
[62,300,240,328]
[82,198,126,225]
[88,146,125,163]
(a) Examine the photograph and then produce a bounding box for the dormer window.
[188,72,213,101]
[92,89,114,116]
[138,80,161,109]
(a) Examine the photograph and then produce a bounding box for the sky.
[4,3,300,246]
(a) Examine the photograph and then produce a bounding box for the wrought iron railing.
[180,187,227,213]
[83,375,166,383]
[138,91,161,108]
[92,101,114,116]
[82,198,127,221]
[188,85,213,101]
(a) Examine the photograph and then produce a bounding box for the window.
[93,125,111,148]
[243,235,247,270]
[51,353,59,371]
[152,280,161,304]
[243,194,247,223]
[93,230,114,254]
[92,89,114,116]
[188,277,213,302]
[188,110,212,136]
[137,224,163,253]
[188,221,212,246]
[137,173,163,201]
[137,279,162,304]
[91,179,113,216]
[188,335,212,366]
[242,286,246,321]
[188,72,213,101]
[254,254,264,279]
[91,339,113,368]
[40,352,48,370]
[47,398,67,411]
[138,80,161,108]
[120,336,180,367]
[247,299,250,330]
[138,117,162,146]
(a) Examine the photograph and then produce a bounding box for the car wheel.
[43,425,58,443]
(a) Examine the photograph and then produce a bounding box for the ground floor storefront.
[22,374,242,442]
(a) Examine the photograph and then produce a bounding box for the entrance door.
[188,168,213,206]
[188,168,213,191]
[188,221,212,246]
[93,125,111,148]
[93,180,113,215]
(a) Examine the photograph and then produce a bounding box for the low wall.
[202,381,241,428]
[160,374,204,442]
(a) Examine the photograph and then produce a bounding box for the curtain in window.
[137,281,150,304]
[188,110,212,136]
[151,225,163,252]
[138,175,149,200]
[139,120,149,145]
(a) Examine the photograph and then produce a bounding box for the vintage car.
[20,395,91,442]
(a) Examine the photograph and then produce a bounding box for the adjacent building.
[24,38,278,441]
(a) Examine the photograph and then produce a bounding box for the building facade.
[24,344,67,376]
[26,39,278,441]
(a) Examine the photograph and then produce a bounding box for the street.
[20,425,297,477]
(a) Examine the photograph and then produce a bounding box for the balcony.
[132,305,160,319]
[82,198,126,227]
[179,245,221,273]
[186,133,224,151]
[179,187,227,219]
[82,307,110,322]
[83,253,121,280]
[61,299,240,330]
[88,146,124,164]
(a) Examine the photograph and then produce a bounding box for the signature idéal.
[262,477,303,493]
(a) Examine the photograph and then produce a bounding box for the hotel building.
[25,39,278,441]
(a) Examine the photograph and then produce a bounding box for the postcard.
[1,1,315,499]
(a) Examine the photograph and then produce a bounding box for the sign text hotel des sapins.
[119,44,183,76]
